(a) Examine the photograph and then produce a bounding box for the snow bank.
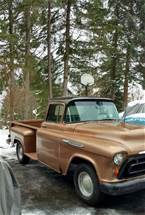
[0,130,15,159]
[0,129,8,147]
[0,91,7,111]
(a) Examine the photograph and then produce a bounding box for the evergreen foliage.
[0,0,144,125]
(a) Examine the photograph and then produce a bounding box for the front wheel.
[16,142,30,164]
[74,163,104,206]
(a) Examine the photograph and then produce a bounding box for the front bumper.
[100,176,145,196]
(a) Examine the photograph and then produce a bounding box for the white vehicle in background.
[121,100,145,126]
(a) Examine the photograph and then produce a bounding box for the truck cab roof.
[49,97,113,105]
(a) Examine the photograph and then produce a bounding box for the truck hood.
[74,121,145,155]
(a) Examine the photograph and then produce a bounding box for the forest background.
[0,0,145,127]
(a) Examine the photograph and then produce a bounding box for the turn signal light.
[113,166,119,177]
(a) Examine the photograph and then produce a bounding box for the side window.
[46,104,64,123]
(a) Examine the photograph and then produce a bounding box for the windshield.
[65,100,119,123]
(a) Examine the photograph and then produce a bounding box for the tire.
[74,163,104,206]
[16,142,30,164]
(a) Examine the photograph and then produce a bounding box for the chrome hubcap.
[78,171,94,197]
[18,145,23,160]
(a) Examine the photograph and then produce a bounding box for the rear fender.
[11,126,36,153]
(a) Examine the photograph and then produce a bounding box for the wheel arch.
[14,137,25,151]
[14,137,22,144]
[65,154,100,180]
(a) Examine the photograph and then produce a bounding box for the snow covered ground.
[0,129,16,159]
[0,91,7,111]
[0,130,51,215]
[0,129,8,145]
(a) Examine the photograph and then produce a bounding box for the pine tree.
[135,0,145,89]
[47,0,53,99]
[8,0,15,121]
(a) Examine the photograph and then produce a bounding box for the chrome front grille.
[118,154,145,179]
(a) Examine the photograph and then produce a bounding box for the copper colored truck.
[9,97,145,206]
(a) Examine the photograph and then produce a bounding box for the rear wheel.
[74,163,104,206]
[16,142,30,164]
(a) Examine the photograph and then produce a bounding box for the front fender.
[64,153,100,179]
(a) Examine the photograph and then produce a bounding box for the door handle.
[63,139,70,144]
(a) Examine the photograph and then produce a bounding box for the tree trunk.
[110,5,119,99]
[123,45,130,109]
[123,2,132,109]
[141,61,145,89]
[8,0,15,122]
[63,0,71,97]
[47,0,53,99]
[24,3,31,119]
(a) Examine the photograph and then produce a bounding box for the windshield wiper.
[98,118,120,121]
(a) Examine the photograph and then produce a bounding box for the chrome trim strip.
[139,151,145,154]
[63,139,84,148]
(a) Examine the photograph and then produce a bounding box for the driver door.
[37,103,64,172]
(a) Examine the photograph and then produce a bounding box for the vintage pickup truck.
[9,97,145,206]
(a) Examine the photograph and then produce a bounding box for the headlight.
[113,153,126,166]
